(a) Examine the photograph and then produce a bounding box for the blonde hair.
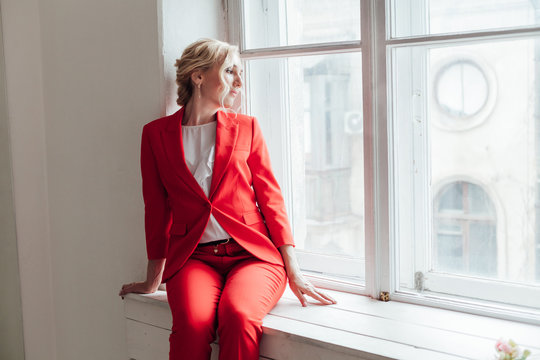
[175,38,241,111]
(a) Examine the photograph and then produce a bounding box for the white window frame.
[387,3,540,323]
[227,0,540,324]
[228,0,367,294]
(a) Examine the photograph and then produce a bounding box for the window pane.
[390,0,540,38]
[243,0,360,50]
[469,222,497,276]
[434,182,497,277]
[435,227,464,273]
[435,61,489,118]
[247,52,364,282]
[393,36,540,303]
[437,182,463,213]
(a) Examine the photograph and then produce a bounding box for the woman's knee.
[171,305,218,337]
[217,301,262,333]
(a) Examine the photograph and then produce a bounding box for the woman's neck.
[182,99,217,126]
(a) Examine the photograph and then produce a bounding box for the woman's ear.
[191,70,203,87]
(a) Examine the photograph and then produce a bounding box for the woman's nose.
[234,74,242,88]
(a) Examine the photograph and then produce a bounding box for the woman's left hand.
[287,271,337,307]
[278,244,337,306]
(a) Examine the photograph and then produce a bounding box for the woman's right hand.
[119,258,166,299]
[118,281,158,298]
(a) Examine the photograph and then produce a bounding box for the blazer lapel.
[208,110,239,200]
[161,107,208,201]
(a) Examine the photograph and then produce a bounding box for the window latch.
[415,271,427,292]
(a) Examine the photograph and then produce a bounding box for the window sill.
[123,288,540,360]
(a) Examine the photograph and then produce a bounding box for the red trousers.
[166,239,287,360]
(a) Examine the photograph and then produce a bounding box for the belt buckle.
[213,238,230,254]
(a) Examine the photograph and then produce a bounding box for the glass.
[434,60,489,118]
[433,182,497,277]
[247,52,364,282]
[438,182,463,213]
[469,222,497,276]
[390,0,540,38]
[394,35,540,291]
[435,231,464,273]
[243,0,360,50]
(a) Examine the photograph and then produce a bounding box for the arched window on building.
[433,181,497,277]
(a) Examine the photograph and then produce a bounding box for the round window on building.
[432,57,496,131]
[433,181,497,278]
[435,60,489,118]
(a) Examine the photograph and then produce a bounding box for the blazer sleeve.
[140,125,172,259]
[247,117,295,248]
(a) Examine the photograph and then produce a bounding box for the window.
[433,181,497,277]
[235,0,365,287]
[434,60,489,119]
[431,54,497,131]
[228,0,540,321]
[392,0,540,315]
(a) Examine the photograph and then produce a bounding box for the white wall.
[2,0,56,358]
[1,0,226,359]
[161,0,227,115]
[0,4,25,359]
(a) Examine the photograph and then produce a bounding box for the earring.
[197,83,201,100]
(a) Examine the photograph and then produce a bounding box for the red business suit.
[141,107,294,360]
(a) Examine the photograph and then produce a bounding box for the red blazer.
[141,107,294,282]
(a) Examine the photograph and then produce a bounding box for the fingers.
[302,286,335,305]
[118,282,140,297]
[317,290,337,304]
[301,283,337,304]
[118,283,130,297]
[290,281,337,306]
[292,288,308,307]
[119,281,158,299]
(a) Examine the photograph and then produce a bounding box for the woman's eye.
[226,68,233,74]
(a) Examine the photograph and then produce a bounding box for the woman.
[119,38,336,360]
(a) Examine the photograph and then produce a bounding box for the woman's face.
[200,55,243,109]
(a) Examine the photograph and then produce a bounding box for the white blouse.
[181,121,231,244]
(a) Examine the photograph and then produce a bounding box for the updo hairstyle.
[174,38,240,107]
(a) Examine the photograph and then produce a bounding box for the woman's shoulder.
[143,110,180,133]
[218,110,256,125]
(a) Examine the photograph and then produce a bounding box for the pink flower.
[494,338,531,360]
[496,339,512,353]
